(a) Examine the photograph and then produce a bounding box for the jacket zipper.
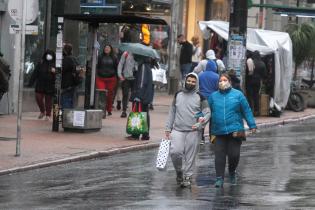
[224,94,228,133]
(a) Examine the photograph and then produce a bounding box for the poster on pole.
[228,34,246,78]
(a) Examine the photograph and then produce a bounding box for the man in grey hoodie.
[165,72,210,187]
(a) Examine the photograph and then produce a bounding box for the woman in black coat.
[29,49,56,120]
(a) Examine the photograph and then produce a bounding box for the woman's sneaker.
[38,112,45,119]
[229,174,236,185]
[214,177,224,188]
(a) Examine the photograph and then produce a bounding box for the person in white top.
[193,49,225,74]
[191,35,202,70]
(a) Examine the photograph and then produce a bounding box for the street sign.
[8,0,38,24]
[9,24,38,35]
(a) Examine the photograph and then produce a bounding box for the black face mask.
[185,83,195,91]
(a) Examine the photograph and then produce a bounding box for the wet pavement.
[0,119,315,209]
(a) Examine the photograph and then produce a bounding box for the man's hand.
[119,76,125,81]
[198,117,205,123]
[165,131,171,139]
[51,67,56,73]
[192,122,200,130]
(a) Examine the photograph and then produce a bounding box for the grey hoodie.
[165,72,210,132]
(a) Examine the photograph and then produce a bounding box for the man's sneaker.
[176,171,183,185]
[200,138,205,145]
[120,111,127,118]
[181,176,192,188]
[214,177,224,188]
[229,173,236,185]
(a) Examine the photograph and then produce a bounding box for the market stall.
[198,20,293,109]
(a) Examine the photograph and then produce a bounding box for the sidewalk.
[1,92,315,175]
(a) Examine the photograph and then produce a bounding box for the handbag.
[152,66,167,85]
[156,138,171,171]
[126,102,148,135]
[232,131,246,141]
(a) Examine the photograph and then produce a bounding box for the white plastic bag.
[156,139,170,171]
[152,67,167,85]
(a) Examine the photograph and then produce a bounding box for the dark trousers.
[61,88,75,109]
[121,79,134,112]
[215,134,242,178]
[35,92,52,116]
[247,83,261,115]
[131,102,150,138]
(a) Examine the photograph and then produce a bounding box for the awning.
[59,14,168,25]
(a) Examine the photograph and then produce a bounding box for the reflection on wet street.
[1,120,315,209]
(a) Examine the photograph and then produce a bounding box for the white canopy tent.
[198,20,293,108]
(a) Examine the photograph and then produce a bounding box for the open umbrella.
[118,43,160,60]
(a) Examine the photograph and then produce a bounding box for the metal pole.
[168,0,181,94]
[227,0,248,91]
[16,0,27,156]
[89,26,98,107]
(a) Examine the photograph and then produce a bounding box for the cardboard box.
[259,94,270,116]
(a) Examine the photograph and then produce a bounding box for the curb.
[1,114,315,176]
[0,142,159,176]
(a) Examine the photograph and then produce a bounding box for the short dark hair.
[63,43,73,56]
[186,74,197,80]
[177,34,184,39]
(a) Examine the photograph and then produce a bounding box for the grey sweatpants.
[170,130,200,177]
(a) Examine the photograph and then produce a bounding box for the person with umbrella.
[119,43,160,140]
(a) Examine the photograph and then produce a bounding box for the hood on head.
[205,60,217,72]
[206,50,216,60]
[184,72,199,92]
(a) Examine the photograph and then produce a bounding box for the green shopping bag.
[126,103,148,135]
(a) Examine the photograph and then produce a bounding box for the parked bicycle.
[287,80,305,112]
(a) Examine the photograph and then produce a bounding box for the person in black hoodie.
[29,49,56,120]
[61,43,80,109]
[96,44,118,116]
[246,51,267,116]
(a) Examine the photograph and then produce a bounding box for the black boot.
[116,101,121,110]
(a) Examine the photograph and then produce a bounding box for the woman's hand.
[250,128,257,134]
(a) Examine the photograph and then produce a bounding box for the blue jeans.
[61,88,75,109]
[180,63,192,81]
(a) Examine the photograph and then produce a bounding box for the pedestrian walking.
[0,51,10,102]
[117,51,137,118]
[165,72,210,187]
[207,73,257,188]
[129,54,153,140]
[193,49,225,74]
[246,50,267,116]
[96,44,118,117]
[29,49,56,120]
[198,60,219,144]
[177,34,193,82]
[191,35,202,71]
[61,43,82,109]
